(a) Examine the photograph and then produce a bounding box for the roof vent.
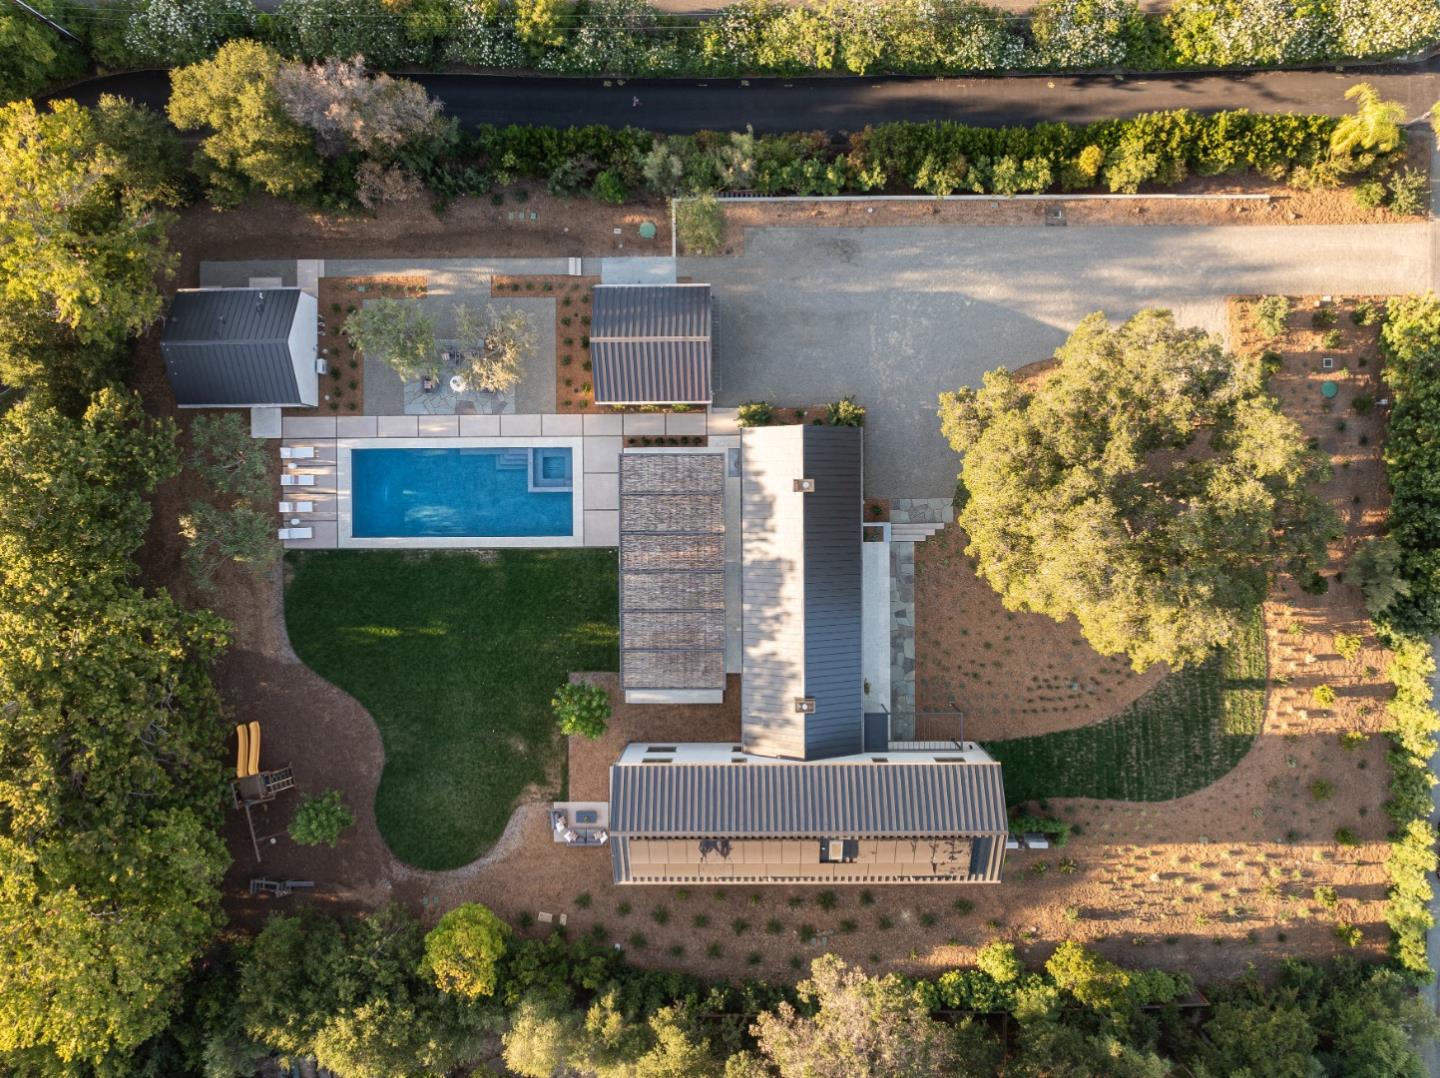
[794,478,815,493]
[795,697,816,714]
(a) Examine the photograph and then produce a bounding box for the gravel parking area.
[685,223,1429,497]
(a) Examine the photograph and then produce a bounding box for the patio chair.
[278,501,313,514]
[280,446,316,459]
[278,526,313,540]
[421,376,436,393]
[280,474,315,487]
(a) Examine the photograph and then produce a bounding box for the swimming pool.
[351,447,574,538]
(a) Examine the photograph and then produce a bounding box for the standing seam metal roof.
[161,288,306,406]
[609,760,1009,838]
[591,284,712,404]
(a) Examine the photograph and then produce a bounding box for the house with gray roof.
[591,284,711,406]
[161,288,320,408]
[605,424,1008,886]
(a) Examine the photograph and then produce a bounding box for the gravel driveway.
[683,223,1430,498]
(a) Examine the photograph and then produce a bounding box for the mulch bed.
[318,274,426,416]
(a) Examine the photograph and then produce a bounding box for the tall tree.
[751,955,992,1077]
[274,57,446,158]
[0,390,230,1067]
[169,40,323,206]
[939,309,1334,670]
[0,98,180,408]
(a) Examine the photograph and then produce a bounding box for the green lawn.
[284,549,618,870]
[989,610,1267,804]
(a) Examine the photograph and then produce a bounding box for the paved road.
[684,223,1430,498]
[45,63,1440,133]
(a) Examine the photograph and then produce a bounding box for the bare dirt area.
[914,532,1167,740]
[490,273,598,411]
[169,187,671,286]
[710,174,1416,256]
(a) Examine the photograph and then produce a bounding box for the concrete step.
[891,522,946,544]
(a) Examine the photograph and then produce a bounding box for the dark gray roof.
[591,285,711,404]
[742,425,863,760]
[609,759,1008,840]
[161,288,306,406]
[620,453,727,692]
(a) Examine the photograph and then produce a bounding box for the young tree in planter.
[421,902,511,999]
[343,298,437,381]
[288,789,355,847]
[552,682,610,739]
[939,309,1335,671]
[453,303,536,394]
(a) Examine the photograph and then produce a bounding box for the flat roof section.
[619,452,728,700]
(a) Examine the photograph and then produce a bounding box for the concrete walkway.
[685,222,1431,498]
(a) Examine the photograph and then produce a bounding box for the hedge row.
[1374,297,1440,979]
[388,110,1359,209]
[17,0,1440,96]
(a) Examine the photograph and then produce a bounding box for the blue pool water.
[351,448,573,538]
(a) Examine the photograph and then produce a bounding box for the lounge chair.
[278,501,313,514]
[280,446,315,459]
[278,527,313,540]
[280,474,315,487]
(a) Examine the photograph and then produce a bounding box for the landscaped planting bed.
[320,274,425,413]
[988,610,1266,803]
[284,549,618,870]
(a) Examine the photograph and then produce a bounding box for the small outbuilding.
[161,287,320,409]
[590,283,712,406]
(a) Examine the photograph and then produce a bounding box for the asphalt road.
[45,62,1440,134]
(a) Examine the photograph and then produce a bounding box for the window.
[647,745,677,752]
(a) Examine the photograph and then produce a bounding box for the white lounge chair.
[278,527,313,541]
[280,446,316,459]
[278,501,314,514]
[280,474,315,487]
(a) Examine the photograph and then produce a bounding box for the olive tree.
[343,297,437,381]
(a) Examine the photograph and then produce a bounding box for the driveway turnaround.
[684,223,1430,498]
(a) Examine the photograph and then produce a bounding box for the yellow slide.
[235,724,250,779]
[246,721,261,778]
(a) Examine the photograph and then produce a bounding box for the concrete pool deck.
[278,410,734,550]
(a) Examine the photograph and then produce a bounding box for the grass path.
[989,610,1267,803]
[284,549,618,870]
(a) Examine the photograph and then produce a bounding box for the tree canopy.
[0,97,182,410]
[0,391,229,1067]
[344,297,437,381]
[422,902,511,999]
[169,39,322,205]
[938,309,1334,669]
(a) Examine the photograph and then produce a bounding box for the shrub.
[1354,179,1387,209]
[1008,815,1070,846]
[1312,684,1337,707]
[1309,779,1334,802]
[676,193,727,254]
[1352,393,1375,416]
[825,396,865,427]
[287,789,354,847]
[551,681,610,739]
[1314,884,1339,909]
[1387,167,1429,217]
[815,890,838,911]
[118,0,255,67]
[737,400,775,427]
[1334,827,1358,846]
[1254,295,1291,339]
[1334,633,1362,661]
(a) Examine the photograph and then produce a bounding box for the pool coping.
[335,436,585,549]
